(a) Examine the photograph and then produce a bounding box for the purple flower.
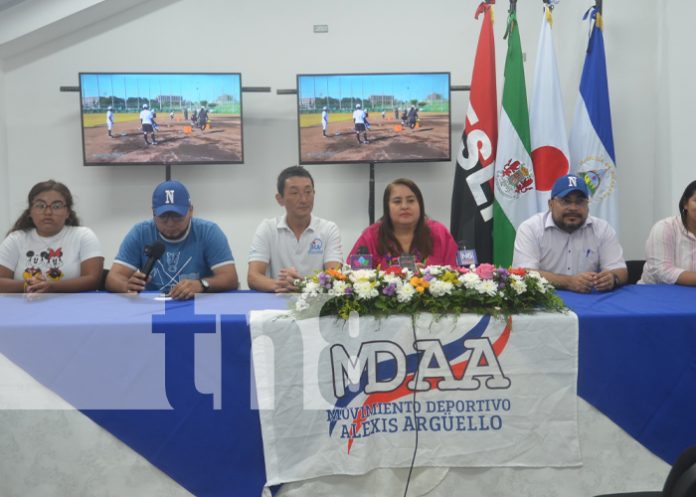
[344,287,353,295]
[383,283,397,296]
[318,272,332,289]
[423,273,435,282]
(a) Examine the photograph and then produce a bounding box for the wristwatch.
[200,278,210,293]
[612,273,621,288]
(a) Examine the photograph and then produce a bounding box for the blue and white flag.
[569,7,618,228]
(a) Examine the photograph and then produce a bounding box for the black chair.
[99,268,109,291]
[625,259,646,285]
[594,444,696,497]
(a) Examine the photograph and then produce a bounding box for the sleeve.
[78,227,103,262]
[204,223,235,269]
[113,225,145,271]
[596,221,627,271]
[512,220,541,269]
[248,220,271,263]
[0,232,21,274]
[642,219,683,284]
[322,222,343,265]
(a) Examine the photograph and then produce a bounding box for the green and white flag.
[493,10,537,267]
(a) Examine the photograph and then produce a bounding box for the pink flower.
[475,263,496,280]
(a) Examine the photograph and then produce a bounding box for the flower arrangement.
[293,263,566,320]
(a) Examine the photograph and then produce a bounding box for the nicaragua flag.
[569,6,618,228]
[531,3,570,209]
[493,8,536,267]
[450,1,497,264]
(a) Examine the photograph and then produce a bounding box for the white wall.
[0,59,8,230]
[0,0,685,287]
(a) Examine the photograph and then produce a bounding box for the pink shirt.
[640,216,696,284]
[348,218,458,268]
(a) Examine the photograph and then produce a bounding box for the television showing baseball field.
[79,72,243,165]
[297,72,451,164]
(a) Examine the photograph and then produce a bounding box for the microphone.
[141,241,165,278]
[349,245,373,269]
[397,254,417,272]
[455,244,478,268]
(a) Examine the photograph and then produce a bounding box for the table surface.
[0,285,694,497]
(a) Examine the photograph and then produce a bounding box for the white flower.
[459,272,480,289]
[330,280,348,296]
[396,283,416,303]
[295,297,309,312]
[353,281,378,300]
[303,281,321,296]
[428,279,454,297]
[510,277,527,295]
[383,273,403,286]
[475,279,498,297]
[426,265,445,277]
[349,269,376,283]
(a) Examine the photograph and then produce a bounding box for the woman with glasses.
[640,180,696,285]
[0,180,103,293]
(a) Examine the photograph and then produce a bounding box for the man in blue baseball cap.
[106,180,238,299]
[512,174,627,293]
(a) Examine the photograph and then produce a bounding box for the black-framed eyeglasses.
[555,197,588,207]
[31,201,67,211]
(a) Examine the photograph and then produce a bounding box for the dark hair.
[377,178,432,259]
[678,180,696,229]
[277,166,314,195]
[8,180,80,235]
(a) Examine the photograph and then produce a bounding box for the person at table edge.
[640,179,696,285]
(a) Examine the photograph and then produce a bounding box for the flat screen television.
[79,72,243,165]
[297,72,451,164]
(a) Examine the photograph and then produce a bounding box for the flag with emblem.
[569,6,617,227]
[493,7,536,267]
[450,1,497,264]
[530,2,569,209]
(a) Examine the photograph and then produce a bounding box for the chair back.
[625,260,646,285]
[665,444,696,497]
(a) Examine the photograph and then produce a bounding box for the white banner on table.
[250,311,581,486]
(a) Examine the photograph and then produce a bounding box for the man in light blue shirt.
[106,180,238,299]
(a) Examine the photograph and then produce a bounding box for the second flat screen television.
[80,72,243,165]
[297,72,451,164]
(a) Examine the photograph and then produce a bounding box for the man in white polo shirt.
[247,166,343,292]
[512,174,627,293]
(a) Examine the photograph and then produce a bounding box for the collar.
[158,220,192,243]
[279,214,316,234]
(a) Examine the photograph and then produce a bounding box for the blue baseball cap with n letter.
[152,180,191,216]
[551,174,590,199]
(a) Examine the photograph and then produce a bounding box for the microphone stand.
[369,162,375,225]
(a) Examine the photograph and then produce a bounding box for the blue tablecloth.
[0,286,694,497]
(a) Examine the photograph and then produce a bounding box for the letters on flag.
[450,1,497,264]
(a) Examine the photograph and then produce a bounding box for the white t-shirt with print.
[0,226,102,282]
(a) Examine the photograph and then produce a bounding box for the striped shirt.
[640,216,696,284]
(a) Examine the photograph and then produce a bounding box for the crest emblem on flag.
[574,158,616,202]
[496,158,535,198]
